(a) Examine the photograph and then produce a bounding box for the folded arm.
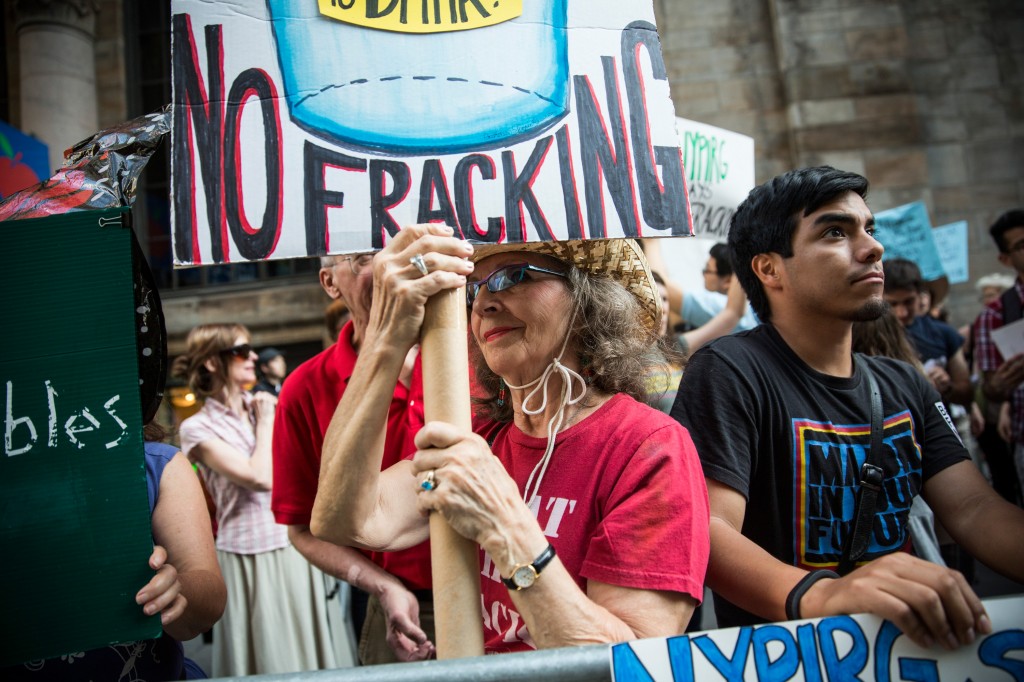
[311,224,474,550]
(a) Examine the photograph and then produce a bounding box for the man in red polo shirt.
[272,253,434,664]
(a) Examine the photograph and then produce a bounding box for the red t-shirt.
[271,322,432,590]
[476,393,709,653]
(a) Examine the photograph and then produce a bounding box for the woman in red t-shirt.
[312,225,709,654]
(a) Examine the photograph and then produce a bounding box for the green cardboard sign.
[0,207,159,666]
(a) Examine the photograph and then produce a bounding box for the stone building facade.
[4,0,1023,350]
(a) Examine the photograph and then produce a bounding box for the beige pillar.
[15,0,100,173]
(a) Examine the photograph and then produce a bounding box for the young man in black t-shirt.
[672,166,1024,649]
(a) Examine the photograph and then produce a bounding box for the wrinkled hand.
[251,391,278,425]
[412,421,526,549]
[802,553,989,650]
[136,545,187,627]
[378,582,435,661]
[365,224,474,352]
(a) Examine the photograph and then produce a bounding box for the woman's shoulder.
[592,393,686,440]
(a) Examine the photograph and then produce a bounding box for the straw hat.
[471,238,660,333]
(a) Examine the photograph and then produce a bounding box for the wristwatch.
[502,544,556,591]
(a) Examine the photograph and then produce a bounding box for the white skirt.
[213,543,354,677]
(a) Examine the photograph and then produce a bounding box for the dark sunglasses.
[221,343,253,359]
[466,263,567,307]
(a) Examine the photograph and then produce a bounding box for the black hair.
[882,258,922,293]
[989,209,1024,253]
[708,242,734,278]
[728,166,869,322]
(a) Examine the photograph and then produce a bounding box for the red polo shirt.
[271,321,431,590]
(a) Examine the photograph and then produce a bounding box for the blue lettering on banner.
[978,630,1024,680]
[611,601,1024,682]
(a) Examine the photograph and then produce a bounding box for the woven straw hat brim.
[470,238,660,333]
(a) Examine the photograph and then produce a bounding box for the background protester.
[883,258,972,407]
[974,209,1024,507]
[272,255,436,666]
[312,226,709,653]
[252,347,287,396]
[174,324,337,676]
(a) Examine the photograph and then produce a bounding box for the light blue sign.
[932,221,969,285]
[874,202,945,281]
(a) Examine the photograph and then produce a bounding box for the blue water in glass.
[267,1,569,155]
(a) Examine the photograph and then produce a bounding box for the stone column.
[14,0,100,173]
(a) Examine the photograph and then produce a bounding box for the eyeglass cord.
[505,308,585,505]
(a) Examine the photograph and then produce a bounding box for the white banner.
[170,0,692,265]
[612,596,1024,682]
[656,117,754,291]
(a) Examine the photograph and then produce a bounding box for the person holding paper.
[312,225,709,653]
[974,209,1024,506]
[672,166,1024,650]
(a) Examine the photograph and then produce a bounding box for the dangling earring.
[580,355,594,384]
[497,380,507,407]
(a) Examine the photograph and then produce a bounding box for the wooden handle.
[421,285,485,658]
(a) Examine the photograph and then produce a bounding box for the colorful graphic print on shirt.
[792,410,923,570]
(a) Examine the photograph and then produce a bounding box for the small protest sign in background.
[170,0,692,264]
[932,220,969,285]
[659,117,755,294]
[874,201,946,281]
[0,208,157,666]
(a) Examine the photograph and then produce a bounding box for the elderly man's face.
[320,255,375,338]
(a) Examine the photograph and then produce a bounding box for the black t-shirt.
[670,325,968,627]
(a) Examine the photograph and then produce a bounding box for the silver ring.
[410,254,429,277]
[420,470,436,491]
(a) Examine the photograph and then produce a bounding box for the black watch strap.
[502,543,556,590]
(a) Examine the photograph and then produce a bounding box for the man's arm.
[706,479,989,649]
[923,461,1024,582]
[287,525,433,661]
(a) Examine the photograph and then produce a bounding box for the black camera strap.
[837,355,885,576]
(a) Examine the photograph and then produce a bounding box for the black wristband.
[785,570,839,621]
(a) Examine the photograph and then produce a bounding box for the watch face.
[512,566,536,589]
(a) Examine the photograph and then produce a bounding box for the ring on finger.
[410,254,429,277]
[420,469,437,491]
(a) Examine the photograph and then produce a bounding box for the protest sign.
[170,0,692,265]
[612,596,1024,682]
[932,220,969,285]
[874,202,946,281]
[0,208,157,666]
[675,117,754,240]
[656,118,754,293]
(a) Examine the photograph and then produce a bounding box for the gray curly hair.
[471,266,675,421]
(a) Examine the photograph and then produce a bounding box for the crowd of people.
[14,167,1023,680]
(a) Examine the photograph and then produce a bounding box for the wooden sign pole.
[420,286,485,659]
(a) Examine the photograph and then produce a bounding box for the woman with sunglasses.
[312,225,709,653]
[173,325,337,676]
